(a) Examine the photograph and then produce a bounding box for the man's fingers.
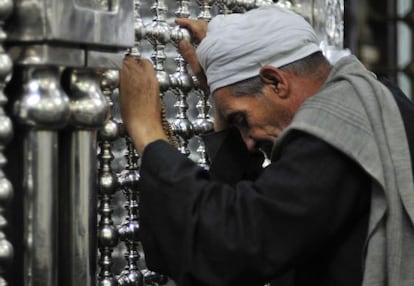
[175,18,207,43]
[122,57,156,81]
[177,40,209,94]
[175,17,191,27]
[140,59,157,74]
[178,40,201,72]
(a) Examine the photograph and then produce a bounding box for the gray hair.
[229,52,330,97]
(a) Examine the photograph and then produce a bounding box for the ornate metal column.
[117,133,142,286]
[116,1,144,284]
[15,64,71,286]
[6,0,134,285]
[191,0,215,168]
[146,0,172,95]
[0,0,14,284]
[170,0,194,156]
[59,67,109,286]
[146,0,179,147]
[97,69,120,286]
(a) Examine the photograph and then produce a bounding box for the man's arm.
[119,57,168,153]
[138,131,371,286]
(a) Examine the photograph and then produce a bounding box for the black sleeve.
[202,127,265,185]
[138,131,370,286]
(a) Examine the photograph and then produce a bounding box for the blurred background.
[345,0,413,99]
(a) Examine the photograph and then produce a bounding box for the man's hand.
[175,18,210,96]
[178,40,209,95]
[175,18,208,44]
[119,57,168,153]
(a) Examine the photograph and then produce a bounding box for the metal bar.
[23,130,58,286]
[59,130,97,286]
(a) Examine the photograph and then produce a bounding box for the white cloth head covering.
[196,5,321,93]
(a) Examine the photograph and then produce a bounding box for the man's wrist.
[128,126,169,154]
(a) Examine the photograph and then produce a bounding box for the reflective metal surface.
[7,0,134,48]
[14,67,70,129]
[0,0,14,284]
[170,2,194,156]
[23,131,58,286]
[59,131,98,286]
[97,70,120,286]
[3,1,348,285]
[59,67,109,286]
[68,69,109,128]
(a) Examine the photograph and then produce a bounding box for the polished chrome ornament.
[215,0,232,14]
[97,70,121,286]
[59,67,109,286]
[130,0,146,58]
[192,74,214,168]
[225,0,255,13]
[17,66,70,286]
[191,0,215,168]
[170,0,194,156]
[146,0,171,93]
[143,269,168,285]
[325,0,344,48]
[15,68,70,128]
[0,1,14,284]
[68,69,109,128]
[117,135,143,286]
[197,0,215,21]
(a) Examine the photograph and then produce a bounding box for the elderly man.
[119,5,414,286]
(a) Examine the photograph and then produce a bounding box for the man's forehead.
[212,87,234,107]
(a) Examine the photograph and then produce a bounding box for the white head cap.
[196,5,321,93]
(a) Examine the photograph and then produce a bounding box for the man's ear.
[259,66,289,98]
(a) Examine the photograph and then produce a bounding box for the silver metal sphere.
[98,172,119,195]
[0,0,13,21]
[100,119,119,141]
[0,114,12,145]
[0,233,13,264]
[118,270,143,286]
[193,119,214,134]
[0,53,12,83]
[0,91,6,106]
[146,22,171,46]
[69,70,110,128]
[156,70,171,93]
[0,153,5,167]
[170,26,192,45]
[171,72,193,93]
[101,70,119,92]
[135,19,146,41]
[98,224,119,247]
[118,169,140,187]
[172,118,194,140]
[118,220,140,242]
[0,177,12,205]
[14,70,71,128]
[0,215,5,229]
[98,277,118,286]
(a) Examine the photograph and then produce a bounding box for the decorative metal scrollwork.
[98,70,120,286]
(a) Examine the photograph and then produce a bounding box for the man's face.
[213,85,293,154]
